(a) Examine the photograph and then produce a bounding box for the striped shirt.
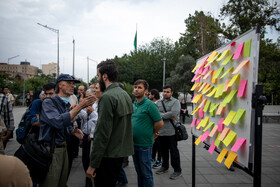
[0,93,15,131]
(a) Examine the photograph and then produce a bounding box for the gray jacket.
[156,97,180,136]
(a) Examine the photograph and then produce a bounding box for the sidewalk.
[5,107,280,187]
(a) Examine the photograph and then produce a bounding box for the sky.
[0,0,279,82]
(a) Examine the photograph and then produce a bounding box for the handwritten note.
[219,127,230,141]
[231,138,246,152]
[218,118,225,132]
[195,135,202,146]
[217,49,229,61]
[190,118,197,127]
[221,54,233,65]
[199,107,204,118]
[209,125,218,137]
[203,100,211,112]
[223,111,237,126]
[232,42,244,59]
[208,140,216,154]
[203,122,214,132]
[220,67,234,79]
[223,130,237,146]
[243,39,252,58]
[224,151,237,169]
[237,80,247,97]
[232,109,246,125]
[200,131,210,142]
[216,148,228,163]
[232,60,249,74]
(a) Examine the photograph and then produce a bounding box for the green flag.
[134,31,137,51]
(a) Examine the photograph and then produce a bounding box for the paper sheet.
[209,103,220,113]
[243,39,252,58]
[210,109,216,117]
[202,85,214,95]
[232,42,244,59]
[224,151,238,169]
[192,64,199,73]
[201,66,210,75]
[223,130,237,146]
[221,90,237,107]
[232,109,246,125]
[231,138,246,152]
[219,127,230,141]
[223,111,237,126]
[237,80,247,97]
[207,51,219,62]
[198,82,207,92]
[201,84,211,93]
[216,148,228,163]
[232,60,249,74]
[208,140,216,154]
[192,94,203,103]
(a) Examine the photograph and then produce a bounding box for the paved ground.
[4,107,280,187]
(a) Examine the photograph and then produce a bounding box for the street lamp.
[162,57,167,88]
[37,23,59,78]
[87,57,98,86]
[8,55,20,64]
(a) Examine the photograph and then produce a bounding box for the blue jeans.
[132,145,153,187]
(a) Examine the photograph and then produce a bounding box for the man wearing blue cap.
[39,74,95,187]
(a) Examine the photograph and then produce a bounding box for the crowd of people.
[0,60,190,187]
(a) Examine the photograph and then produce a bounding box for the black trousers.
[94,157,124,187]
[159,135,182,172]
[152,137,161,161]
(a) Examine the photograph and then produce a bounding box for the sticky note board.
[203,100,211,112]
[224,151,238,169]
[232,109,246,125]
[231,138,246,152]
[214,133,222,147]
[223,111,237,126]
[208,140,216,154]
[232,42,244,59]
[223,130,237,146]
[221,54,233,65]
[237,80,247,97]
[219,127,230,141]
[203,122,214,132]
[217,49,229,61]
[243,39,252,58]
[190,118,197,127]
[220,67,234,79]
[232,60,249,75]
[209,125,218,137]
[195,135,202,146]
[200,131,210,142]
[216,148,228,163]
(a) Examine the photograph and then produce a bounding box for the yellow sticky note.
[216,148,228,163]
[192,64,199,73]
[225,90,238,104]
[206,87,217,97]
[201,116,209,128]
[201,84,211,93]
[202,85,214,95]
[203,100,211,112]
[209,125,218,137]
[217,49,229,61]
[198,98,208,108]
[203,122,214,132]
[192,94,203,103]
[198,82,208,92]
[203,70,214,80]
[219,127,230,141]
[207,51,219,62]
[232,60,250,75]
[243,39,252,58]
[191,107,200,115]
[214,84,225,98]
[232,109,246,125]
[223,111,237,126]
[223,130,237,146]
[196,119,204,129]
[213,67,224,79]
[211,71,218,83]
[227,74,241,88]
[195,75,202,81]
[223,79,232,92]
[221,54,233,65]
[224,151,238,169]
[220,67,234,79]
[214,133,221,146]
[195,135,202,145]
[210,109,215,117]
[209,103,220,113]
[191,83,199,91]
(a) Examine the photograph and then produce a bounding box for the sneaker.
[169,172,182,180]
[152,161,162,169]
[156,167,168,175]
[151,159,156,164]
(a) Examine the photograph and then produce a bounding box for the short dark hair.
[118,82,125,90]
[97,60,118,82]
[43,83,56,92]
[134,79,149,90]
[163,85,173,92]
[150,89,160,100]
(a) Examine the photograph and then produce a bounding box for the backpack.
[16,109,32,144]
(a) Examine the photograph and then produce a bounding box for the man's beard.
[99,77,106,92]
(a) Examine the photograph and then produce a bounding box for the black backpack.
[16,108,32,144]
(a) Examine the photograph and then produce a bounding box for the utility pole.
[162,57,166,88]
[73,38,75,76]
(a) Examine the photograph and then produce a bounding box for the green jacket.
[90,83,134,168]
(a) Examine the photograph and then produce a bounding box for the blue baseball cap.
[55,74,81,85]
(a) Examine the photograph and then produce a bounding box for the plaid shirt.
[0,93,15,131]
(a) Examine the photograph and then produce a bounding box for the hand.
[70,104,77,110]
[86,166,96,178]
[71,127,84,140]
[153,132,159,139]
[80,95,95,108]
[86,106,94,114]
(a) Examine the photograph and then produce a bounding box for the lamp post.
[37,23,59,78]
[87,57,98,86]
[7,55,20,76]
[73,38,75,76]
[162,57,167,88]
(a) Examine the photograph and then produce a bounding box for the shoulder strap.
[161,100,176,129]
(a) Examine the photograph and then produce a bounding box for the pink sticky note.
[195,77,201,83]
[191,94,197,102]
[231,138,246,152]
[200,131,210,142]
[191,118,197,127]
[237,80,247,97]
[199,107,204,118]
[232,42,244,59]
[218,118,225,132]
[208,140,216,154]
[191,74,199,82]
[198,67,204,74]
[195,67,200,74]
[196,120,201,127]
[201,66,210,76]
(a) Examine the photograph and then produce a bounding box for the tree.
[220,0,280,39]
[179,11,224,59]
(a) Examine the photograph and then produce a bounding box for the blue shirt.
[26,99,42,125]
[39,95,73,145]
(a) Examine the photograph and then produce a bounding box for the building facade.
[42,62,57,75]
[0,61,38,80]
